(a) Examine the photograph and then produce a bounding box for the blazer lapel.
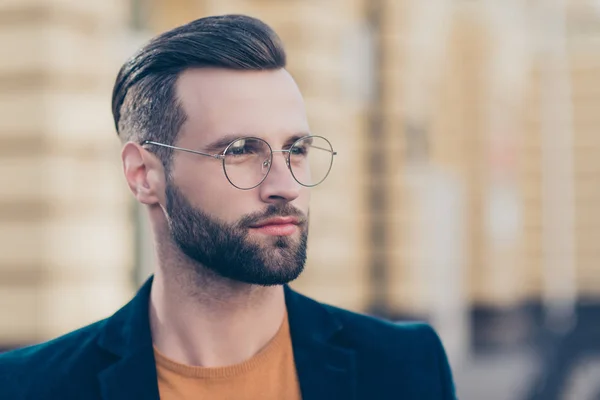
[96,277,160,400]
[94,278,357,400]
[285,286,357,400]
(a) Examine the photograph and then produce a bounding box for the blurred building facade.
[0,0,135,345]
[1,2,599,396]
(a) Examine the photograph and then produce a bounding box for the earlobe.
[121,142,163,205]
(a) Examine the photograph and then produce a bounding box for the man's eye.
[226,139,252,156]
[290,145,308,156]
[228,146,247,155]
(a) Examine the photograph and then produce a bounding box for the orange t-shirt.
[154,313,302,400]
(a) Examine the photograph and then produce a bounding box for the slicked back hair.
[111,14,287,171]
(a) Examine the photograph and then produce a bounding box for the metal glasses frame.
[142,135,337,190]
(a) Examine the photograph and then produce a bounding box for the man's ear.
[121,142,165,205]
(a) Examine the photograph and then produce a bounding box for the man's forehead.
[175,67,301,105]
[175,68,308,144]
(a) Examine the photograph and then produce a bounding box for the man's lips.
[248,216,301,236]
[249,216,300,228]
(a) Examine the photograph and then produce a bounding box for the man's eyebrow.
[203,132,313,152]
[203,134,244,153]
[285,133,311,145]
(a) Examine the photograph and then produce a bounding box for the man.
[0,15,456,400]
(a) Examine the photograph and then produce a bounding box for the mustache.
[237,204,307,228]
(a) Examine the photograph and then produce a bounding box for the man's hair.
[111,14,287,168]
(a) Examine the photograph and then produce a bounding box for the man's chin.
[247,230,300,247]
[254,266,305,286]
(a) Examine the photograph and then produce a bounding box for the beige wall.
[383,0,600,312]
[572,41,600,298]
[0,0,134,345]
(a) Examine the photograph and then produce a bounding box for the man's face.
[164,68,311,285]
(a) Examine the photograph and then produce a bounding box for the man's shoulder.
[0,318,110,396]
[0,318,107,365]
[321,301,443,353]
[318,301,456,398]
[288,287,447,361]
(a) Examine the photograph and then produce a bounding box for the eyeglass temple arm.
[142,141,224,159]
[312,145,337,155]
[144,140,337,157]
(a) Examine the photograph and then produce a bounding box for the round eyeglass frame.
[141,135,337,190]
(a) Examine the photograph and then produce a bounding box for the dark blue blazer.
[0,277,457,399]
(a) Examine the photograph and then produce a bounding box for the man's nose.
[258,152,301,204]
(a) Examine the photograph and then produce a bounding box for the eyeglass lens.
[222,136,334,189]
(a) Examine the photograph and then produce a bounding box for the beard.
[165,183,308,286]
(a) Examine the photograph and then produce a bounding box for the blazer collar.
[96,276,159,400]
[95,277,357,400]
[285,286,357,400]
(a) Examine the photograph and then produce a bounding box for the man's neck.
[149,266,286,368]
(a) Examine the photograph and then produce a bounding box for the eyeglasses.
[142,135,337,190]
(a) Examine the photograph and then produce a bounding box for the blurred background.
[1,0,599,399]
